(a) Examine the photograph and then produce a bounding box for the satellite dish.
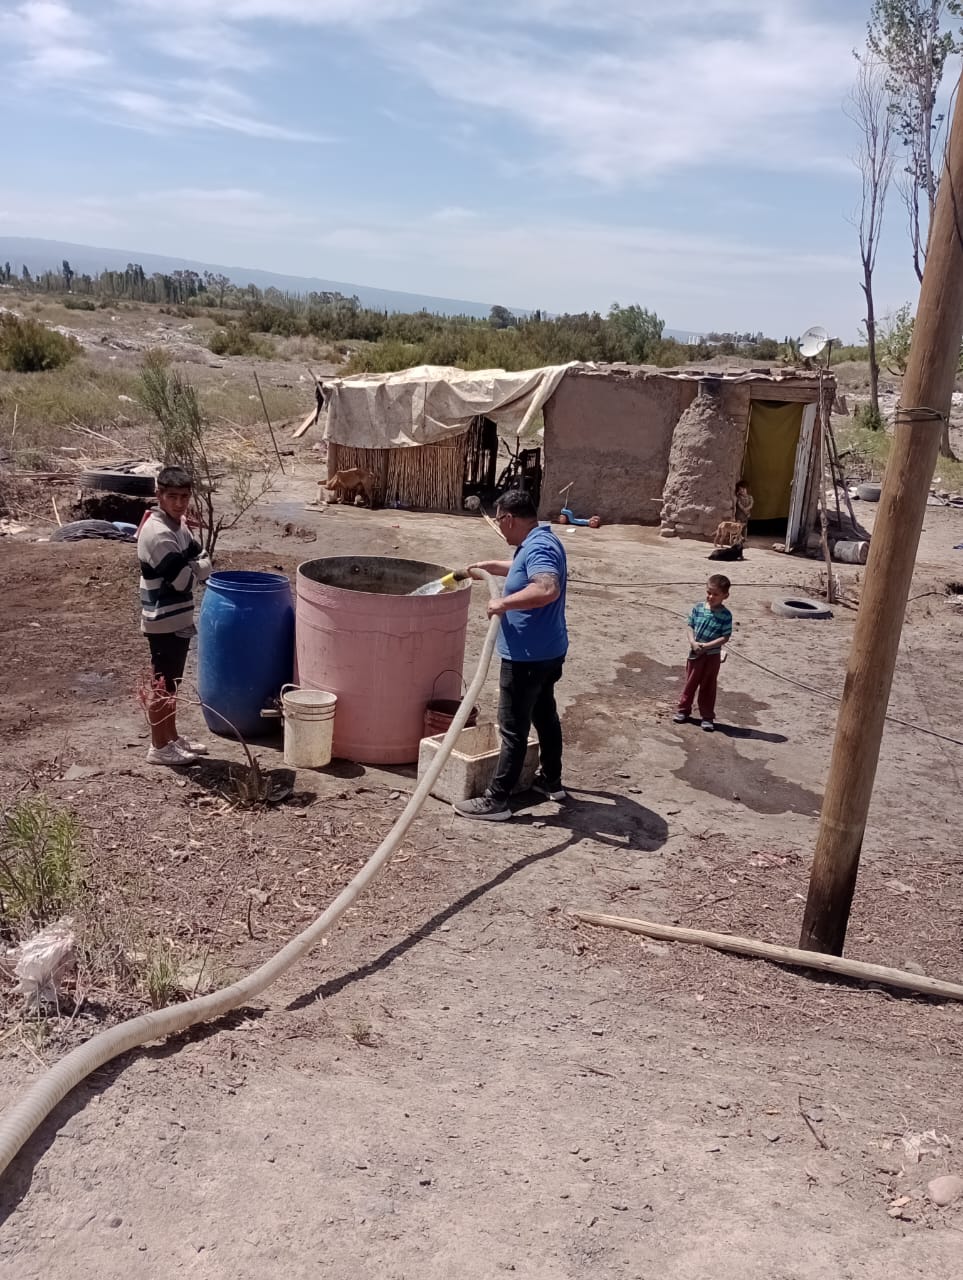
[799,325,830,359]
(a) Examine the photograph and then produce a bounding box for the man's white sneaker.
[147,743,197,766]
[175,736,209,756]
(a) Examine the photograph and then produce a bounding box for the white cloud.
[133,188,318,234]
[429,206,480,223]
[24,43,106,75]
[2,0,108,78]
[100,82,324,140]
[102,0,865,181]
[3,0,866,172]
[2,0,325,141]
[123,0,431,21]
[147,23,272,72]
[12,0,89,41]
[383,5,863,182]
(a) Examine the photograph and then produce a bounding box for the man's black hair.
[495,488,537,520]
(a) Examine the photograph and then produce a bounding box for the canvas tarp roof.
[321,363,574,449]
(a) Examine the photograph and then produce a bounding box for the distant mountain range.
[0,236,698,339]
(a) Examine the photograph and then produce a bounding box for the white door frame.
[786,402,818,550]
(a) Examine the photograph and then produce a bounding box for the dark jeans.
[489,657,565,801]
[147,633,190,695]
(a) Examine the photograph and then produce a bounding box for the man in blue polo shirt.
[454,488,568,821]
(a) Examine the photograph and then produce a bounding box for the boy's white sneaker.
[147,742,197,766]
[175,736,209,756]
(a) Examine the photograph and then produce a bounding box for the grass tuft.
[0,797,83,930]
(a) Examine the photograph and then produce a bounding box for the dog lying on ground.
[709,542,744,561]
[319,467,376,507]
[709,519,745,561]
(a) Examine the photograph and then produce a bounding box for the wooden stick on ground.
[798,1096,829,1150]
[291,406,318,439]
[64,422,119,447]
[569,910,963,1003]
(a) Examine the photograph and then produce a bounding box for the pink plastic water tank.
[295,556,473,765]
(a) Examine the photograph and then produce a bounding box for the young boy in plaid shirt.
[673,574,732,732]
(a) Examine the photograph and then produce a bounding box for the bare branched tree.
[868,1,961,455]
[139,350,277,557]
[846,57,896,422]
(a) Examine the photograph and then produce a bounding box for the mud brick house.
[321,362,834,549]
[540,364,834,547]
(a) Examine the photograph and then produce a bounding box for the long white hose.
[0,575,502,1178]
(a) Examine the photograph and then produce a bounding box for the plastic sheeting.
[321,363,575,449]
[742,400,803,521]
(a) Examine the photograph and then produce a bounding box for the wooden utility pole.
[799,83,963,956]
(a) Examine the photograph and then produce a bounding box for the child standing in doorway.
[673,575,733,732]
[735,480,753,530]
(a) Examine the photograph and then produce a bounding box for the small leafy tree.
[607,303,665,362]
[489,305,517,329]
[877,302,915,373]
[203,271,232,306]
[138,350,277,557]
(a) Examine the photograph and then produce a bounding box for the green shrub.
[878,303,914,375]
[342,339,427,374]
[0,314,80,372]
[832,344,870,363]
[853,403,884,432]
[62,297,96,312]
[143,938,180,1008]
[208,324,274,357]
[835,418,891,481]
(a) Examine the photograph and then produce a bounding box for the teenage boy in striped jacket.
[137,466,212,766]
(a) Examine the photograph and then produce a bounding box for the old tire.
[856,482,882,502]
[771,597,834,620]
[79,468,157,497]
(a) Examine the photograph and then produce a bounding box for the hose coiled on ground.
[0,574,502,1178]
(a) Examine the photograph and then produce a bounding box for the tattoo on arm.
[531,572,560,592]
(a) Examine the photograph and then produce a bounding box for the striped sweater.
[137,512,212,635]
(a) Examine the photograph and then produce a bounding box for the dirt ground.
[1,471,963,1278]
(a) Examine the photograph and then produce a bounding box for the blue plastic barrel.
[197,571,294,738]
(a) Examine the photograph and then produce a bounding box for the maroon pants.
[678,654,722,721]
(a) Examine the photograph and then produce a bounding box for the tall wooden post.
[799,86,963,955]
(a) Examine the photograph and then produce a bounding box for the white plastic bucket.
[833,540,869,565]
[280,684,337,768]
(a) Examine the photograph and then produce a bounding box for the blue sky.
[0,0,940,338]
